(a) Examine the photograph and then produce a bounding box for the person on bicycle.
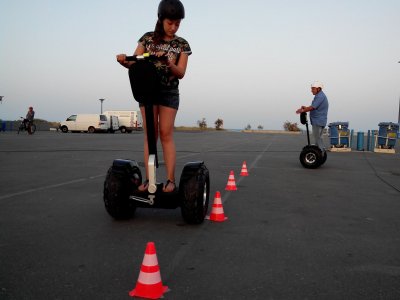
[24,106,35,130]
[116,0,191,193]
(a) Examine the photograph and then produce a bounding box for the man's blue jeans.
[312,125,325,151]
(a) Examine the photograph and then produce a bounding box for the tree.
[283,121,300,131]
[257,125,264,130]
[214,118,223,130]
[245,124,251,130]
[197,118,207,129]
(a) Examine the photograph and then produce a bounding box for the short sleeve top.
[138,32,192,89]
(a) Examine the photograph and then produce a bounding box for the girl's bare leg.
[158,105,177,192]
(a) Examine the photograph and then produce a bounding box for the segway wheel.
[299,146,322,169]
[179,162,210,224]
[103,160,142,219]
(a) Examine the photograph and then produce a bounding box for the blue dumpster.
[377,122,399,149]
[328,122,350,147]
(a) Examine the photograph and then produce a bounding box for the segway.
[299,112,327,169]
[103,53,210,224]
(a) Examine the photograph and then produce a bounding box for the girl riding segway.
[116,0,191,193]
[106,0,209,224]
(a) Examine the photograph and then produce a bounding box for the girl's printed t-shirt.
[138,32,192,89]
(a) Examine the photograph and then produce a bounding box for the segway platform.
[130,184,180,209]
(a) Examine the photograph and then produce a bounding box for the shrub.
[197,118,207,129]
[283,121,300,131]
[214,118,223,130]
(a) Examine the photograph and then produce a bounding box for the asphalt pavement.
[1,130,399,300]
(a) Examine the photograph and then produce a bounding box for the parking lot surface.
[1,131,399,299]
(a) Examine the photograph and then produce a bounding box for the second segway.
[299,112,327,169]
[103,54,210,224]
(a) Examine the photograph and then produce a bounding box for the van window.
[66,115,77,121]
[100,115,107,121]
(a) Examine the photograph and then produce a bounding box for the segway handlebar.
[125,53,151,61]
[300,112,308,125]
[300,112,310,145]
[125,53,167,62]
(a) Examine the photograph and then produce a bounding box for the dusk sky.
[1,0,399,130]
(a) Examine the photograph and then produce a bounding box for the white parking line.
[0,174,104,200]
[223,136,276,203]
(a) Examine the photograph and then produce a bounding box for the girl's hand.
[116,54,127,63]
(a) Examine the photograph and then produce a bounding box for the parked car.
[59,114,108,133]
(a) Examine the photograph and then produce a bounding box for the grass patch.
[174,126,226,131]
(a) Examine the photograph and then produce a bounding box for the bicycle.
[17,117,36,135]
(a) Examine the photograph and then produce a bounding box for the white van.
[107,115,119,133]
[103,110,142,133]
[60,114,108,133]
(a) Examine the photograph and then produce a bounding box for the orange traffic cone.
[240,161,249,176]
[206,191,228,222]
[129,242,168,299]
[225,170,237,191]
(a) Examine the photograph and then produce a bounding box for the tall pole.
[398,97,400,123]
[99,98,105,114]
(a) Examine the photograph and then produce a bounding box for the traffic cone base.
[129,242,168,299]
[206,191,228,222]
[240,161,249,176]
[225,171,237,191]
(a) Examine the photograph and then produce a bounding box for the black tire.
[179,163,210,224]
[299,146,322,169]
[88,126,95,133]
[17,124,23,134]
[120,127,127,133]
[61,126,68,133]
[103,162,142,220]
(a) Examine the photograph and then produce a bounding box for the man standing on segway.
[296,81,329,151]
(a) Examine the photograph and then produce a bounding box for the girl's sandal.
[138,180,149,192]
[163,179,176,193]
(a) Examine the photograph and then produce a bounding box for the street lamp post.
[398,97,400,124]
[99,98,105,114]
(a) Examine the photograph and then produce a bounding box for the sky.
[1,0,399,131]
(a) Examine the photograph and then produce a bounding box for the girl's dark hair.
[153,20,165,45]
